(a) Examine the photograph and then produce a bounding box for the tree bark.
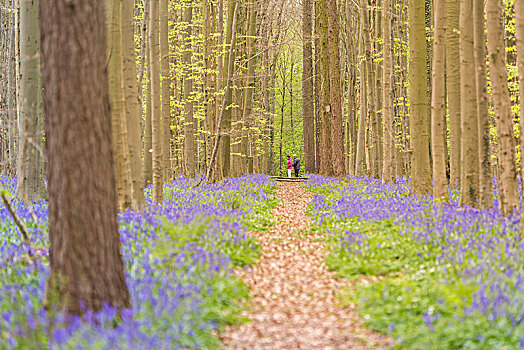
[107,0,133,210]
[516,0,524,234]
[487,0,519,215]
[446,0,461,188]
[160,0,172,181]
[431,0,448,201]
[18,0,46,201]
[122,0,145,208]
[302,0,315,174]
[40,0,130,314]
[317,0,334,176]
[473,0,493,208]
[409,0,432,194]
[150,0,163,201]
[382,0,395,184]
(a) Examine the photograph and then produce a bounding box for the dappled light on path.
[221,182,391,349]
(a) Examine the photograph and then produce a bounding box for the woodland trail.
[221,182,391,349]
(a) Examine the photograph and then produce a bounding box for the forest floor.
[220,182,392,349]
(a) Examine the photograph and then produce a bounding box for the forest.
[1,0,524,348]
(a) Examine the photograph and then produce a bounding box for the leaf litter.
[221,182,392,349]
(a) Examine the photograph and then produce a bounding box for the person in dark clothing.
[292,154,300,177]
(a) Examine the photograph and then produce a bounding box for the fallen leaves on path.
[221,183,392,350]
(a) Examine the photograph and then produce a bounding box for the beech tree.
[40,0,130,313]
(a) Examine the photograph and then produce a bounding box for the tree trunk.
[487,0,519,215]
[122,0,145,208]
[150,0,163,201]
[409,0,432,194]
[459,0,480,207]
[18,0,46,201]
[382,0,395,184]
[107,0,133,210]
[327,0,344,176]
[355,33,367,176]
[40,0,130,314]
[446,0,461,188]
[431,0,448,201]
[302,0,315,174]
[516,0,524,234]
[473,0,493,208]
[219,0,237,178]
[317,0,334,176]
[182,2,196,178]
[160,0,172,181]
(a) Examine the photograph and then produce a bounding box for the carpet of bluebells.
[0,174,276,349]
[306,175,524,349]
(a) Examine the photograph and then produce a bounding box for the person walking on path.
[286,155,293,177]
[292,154,301,177]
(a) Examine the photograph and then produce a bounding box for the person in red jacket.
[286,155,293,177]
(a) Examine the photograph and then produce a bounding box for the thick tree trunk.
[18,0,46,201]
[122,0,145,208]
[150,0,163,202]
[302,0,315,174]
[409,0,432,194]
[431,0,448,201]
[487,0,519,215]
[355,34,367,176]
[473,0,493,208]
[243,0,257,174]
[40,0,130,314]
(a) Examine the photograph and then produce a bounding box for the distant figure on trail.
[292,154,300,177]
[286,155,293,177]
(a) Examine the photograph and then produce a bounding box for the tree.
[122,0,145,208]
[302,0,315,174]
[317,0,334,176]
[486,0,519,215]
[431,0,448,201]
[382,0,395,184]
[40,0,130,314]
[17,0,45,201]
[459,0,479,206]
[150,0,163,201]
[473,0,493,208]
[160,0,172,181]
[327,0,345,176]
[516,0,524,234]
[408,0,432,194]
[107,0,133,210]
[446,0,461,188]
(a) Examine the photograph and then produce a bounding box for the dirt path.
[221,182,390,349]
